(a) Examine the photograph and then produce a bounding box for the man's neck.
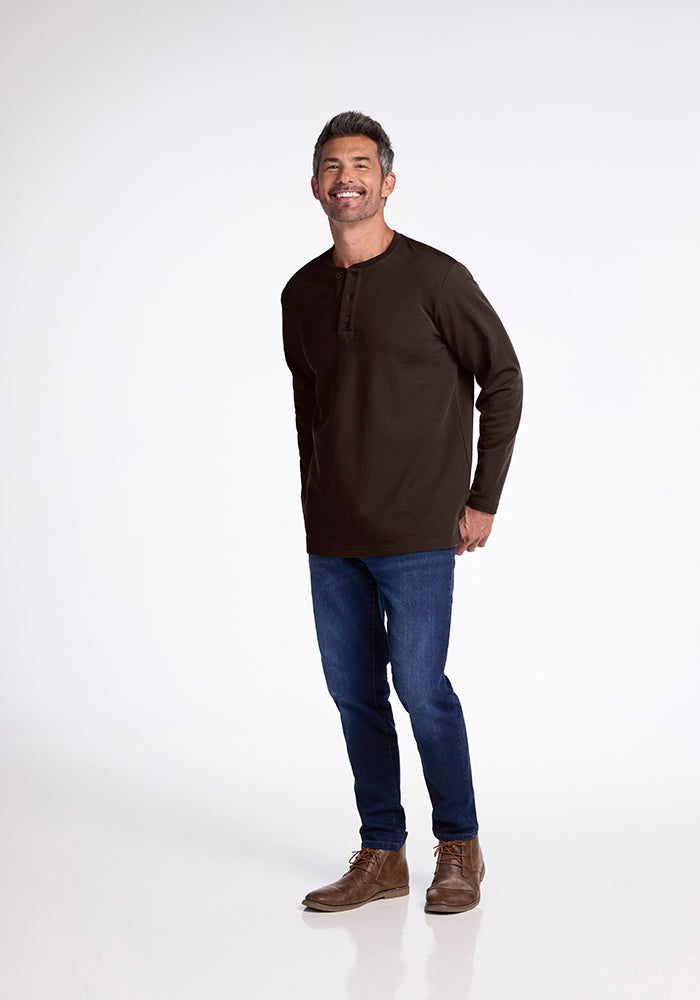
[330,218,395,268]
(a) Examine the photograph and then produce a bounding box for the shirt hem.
[306,531,462,558]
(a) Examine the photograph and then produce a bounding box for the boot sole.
[302,885,410,912]
[424,862,486,914]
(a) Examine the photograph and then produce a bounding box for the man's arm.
[282,303,316,493]
[435,262,523,537]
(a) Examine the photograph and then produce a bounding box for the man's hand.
[456,506,495,555]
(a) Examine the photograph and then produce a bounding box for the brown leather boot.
[302,845,409,912]
[424,836,485,913]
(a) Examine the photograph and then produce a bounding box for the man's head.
[311,111,396,225]
[312,111,394,181]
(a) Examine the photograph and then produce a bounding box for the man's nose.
[338,166,356,185]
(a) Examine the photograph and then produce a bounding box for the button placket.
[336,270,361,344]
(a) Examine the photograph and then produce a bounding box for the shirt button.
[335,273,342,279]
[343,316,350,324]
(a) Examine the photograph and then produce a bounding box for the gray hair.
[313,111,394,180]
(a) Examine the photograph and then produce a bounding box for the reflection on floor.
[2,732,698,999]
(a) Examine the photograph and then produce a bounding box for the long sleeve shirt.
[281,232,523,557]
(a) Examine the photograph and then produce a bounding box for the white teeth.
[334,192,361,198]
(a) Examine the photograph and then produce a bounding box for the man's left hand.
[456,506,495,555]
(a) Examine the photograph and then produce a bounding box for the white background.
[1,1,698,997]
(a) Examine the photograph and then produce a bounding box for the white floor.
[3,730,698,1000]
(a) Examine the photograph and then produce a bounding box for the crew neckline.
[326,231,402,271]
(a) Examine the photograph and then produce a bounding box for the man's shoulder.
[392,234,473,285]
[281,247,333,303]
[398,233,458,267]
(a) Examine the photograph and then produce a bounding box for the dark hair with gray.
[313,111,394,180]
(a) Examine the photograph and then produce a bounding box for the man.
[282,111,522,914]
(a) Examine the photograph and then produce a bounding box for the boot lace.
[347,847,383,873]
[433,840,468,869]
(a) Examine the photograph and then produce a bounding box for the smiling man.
[312,134,393,226]
[282,111,523,914]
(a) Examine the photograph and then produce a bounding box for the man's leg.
[365,547,478,841]
[308,555,407,849]
[366,547,484,912]
[302,555,409,911]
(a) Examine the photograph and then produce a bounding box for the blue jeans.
[308,547,478,850]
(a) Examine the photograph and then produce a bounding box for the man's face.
[311,135,395,224]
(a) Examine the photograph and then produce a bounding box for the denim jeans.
[308,547,478,850]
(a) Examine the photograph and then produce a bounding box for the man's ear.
[311,176,320,200]
[381,172,396,199]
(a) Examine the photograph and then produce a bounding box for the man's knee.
[393,669,456,717]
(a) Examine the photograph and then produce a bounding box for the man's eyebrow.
[322,155,373,163]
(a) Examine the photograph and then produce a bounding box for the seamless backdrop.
[1,1,698,997]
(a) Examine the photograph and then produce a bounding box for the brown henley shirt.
[282,232,523,557]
